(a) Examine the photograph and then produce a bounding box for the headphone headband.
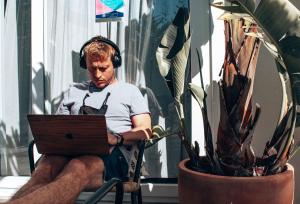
[79,36,122,69]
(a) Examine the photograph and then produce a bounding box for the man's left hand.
[108,133,118,145]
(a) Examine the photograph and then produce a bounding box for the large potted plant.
[155,1,300,203]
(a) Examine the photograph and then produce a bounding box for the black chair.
[28,140,146,204]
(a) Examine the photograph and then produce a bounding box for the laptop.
[27,114,109,156]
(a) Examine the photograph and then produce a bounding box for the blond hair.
[83,41,116,62]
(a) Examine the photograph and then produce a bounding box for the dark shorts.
[101,147,129,181]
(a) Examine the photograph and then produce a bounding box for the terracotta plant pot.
[178,159,294,204]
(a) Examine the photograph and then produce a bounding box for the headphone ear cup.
[80,55,87,69]
[112,54,122,68]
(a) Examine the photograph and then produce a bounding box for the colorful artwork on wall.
[95,0,124,22]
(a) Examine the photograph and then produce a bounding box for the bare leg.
[6,156,104,204]
[10,155,69,200]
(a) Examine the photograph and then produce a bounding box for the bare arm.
[108,113,152,145]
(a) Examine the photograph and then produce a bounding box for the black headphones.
[79,36,122,69]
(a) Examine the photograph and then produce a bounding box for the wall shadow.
[72,51,88,83]
[123,0,200,178]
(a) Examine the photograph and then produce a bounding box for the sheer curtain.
[0,0,31,175]
[1,0,20,176]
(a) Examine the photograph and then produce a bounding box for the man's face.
[86,55,116,88]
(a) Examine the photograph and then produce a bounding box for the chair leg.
[137,188,142,204]
[115,182,124,204]
[131,188,142,204]
[131,192,137,204]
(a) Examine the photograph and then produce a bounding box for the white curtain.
[1,0,31,175]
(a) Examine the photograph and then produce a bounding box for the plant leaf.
[145,125,177,148]
[156,24,177,77]
[279,36,300,58]
[188,83,205,108]
[156,7,191,119]
[211,1,246,13]
[230,0,256,13]
[172,36,191,101]
[253,0,300,43]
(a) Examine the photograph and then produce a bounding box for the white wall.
[0,0,4,176]
[31,0,45,114]
[190,0,224,155]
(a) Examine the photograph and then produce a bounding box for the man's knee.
[70,156,104,189]
[67,158,88,174]
[68,156,104,177]
[32,155,69,182]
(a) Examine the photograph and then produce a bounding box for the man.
[6,36,151,204]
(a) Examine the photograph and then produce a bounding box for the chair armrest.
[84,178,122,204]
[28,140,36,174]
